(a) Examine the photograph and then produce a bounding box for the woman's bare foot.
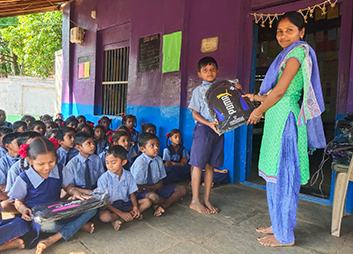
[258,235,295,247]
[0,238,25,251]
[111,220,122,231]
[203,200,219,214]
[80,222,95,234]
[255,226,273,234]
[153,205,165,217]
[189,200,210,214]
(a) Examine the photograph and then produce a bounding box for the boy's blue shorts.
[189,123,224,169]
[136,184,176,199]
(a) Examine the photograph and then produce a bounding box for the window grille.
[102,47,129,116]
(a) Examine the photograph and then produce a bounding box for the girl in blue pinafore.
[244,12,325,247]
[8,138,97,254]
[122,114,140,151]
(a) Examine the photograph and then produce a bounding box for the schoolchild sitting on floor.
[98,145,151,230]
[162,129,191,185]
[40,114,53,123]
[21,115,36,127]
[0,127,12,158]
[29,120,46,137]
[65,116,78,129]
[98,116,112,133]
[66,132,105,190]
[76,115,86,127]
[131,133,186,217]
[0,132,20,200]
[8,138,96,254]
[0,109,13,129]
[77,123,94,137]
[56,127,79,165]
[94,125,107,155]
[141,123,157,134]
[110,130,137,170]
[45,121,59,133]
[46,128,59,139]
[13,121,28,133]
[122,114,139,149]
[2,131,42,214]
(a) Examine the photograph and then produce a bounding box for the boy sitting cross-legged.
[98,145,152,230]
[66,131,105,190]
[131,133,186,216]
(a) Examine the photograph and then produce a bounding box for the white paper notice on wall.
[201,37,218,53]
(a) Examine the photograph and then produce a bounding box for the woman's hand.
[247,109,262,125]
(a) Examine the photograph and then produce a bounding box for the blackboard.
[138,34,160,72]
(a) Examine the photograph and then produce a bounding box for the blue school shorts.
[112,200,133,212]
[189,123,224,168]
[136,184,176,199]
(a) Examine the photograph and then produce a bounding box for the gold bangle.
[252,110,263,118]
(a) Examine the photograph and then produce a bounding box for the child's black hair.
[13,121,27,131]
[40,114,53,122]
[117,125,130,134]
[111,130,130,144]
[99,116,112,129]
[22,138,56,170]
[76,115,86,122]
[46,128,59,139]
[2,132,19,149]
[65,116,78,126]
[105,145,127,161]
[122,114,137,128]
[21,115,35,123]
[56,127,76,141]
[138,132,159,148]
[54,118,64,127]
[77,123,94,136]
[142,123,156,134]
[46,121,59,129]
[166,129,183,147]
[277,11,305,32]
[198,56,218,72]
[75,131,93,146]
[17,131,41,147]
[29,120,46,131]
[0,126,13,136]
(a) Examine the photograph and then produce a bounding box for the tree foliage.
[0,17,19,76]
[1,11,62,77]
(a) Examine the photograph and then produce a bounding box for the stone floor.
[4,183,353,254]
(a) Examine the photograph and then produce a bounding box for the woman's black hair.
[29,120,46,132]
[77,123,94,136]
[277,11,305,31]
[17,131,41,147]
[105,145,127,161]
[142,123,156,134]
[166,129,183,147]
[111,130,130,145]
[122,114,137,128]
[21,138,56,170]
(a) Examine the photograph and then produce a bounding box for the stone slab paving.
[3,184,353,254]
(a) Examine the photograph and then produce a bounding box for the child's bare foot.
[203,201,219,214]
[111,220,122,231]
[80,222,95,234]
[0,238,25,251]
[255,226,273,234]
[258,235,295,247]
[189,200,210,214]
[153,205,165,217]
[36,237,57,254]
[135,214,143,220]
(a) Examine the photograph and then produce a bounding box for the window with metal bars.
[102,47,129,116]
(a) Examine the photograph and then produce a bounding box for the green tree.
[0,17,19,76]
[1,11,62,77]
